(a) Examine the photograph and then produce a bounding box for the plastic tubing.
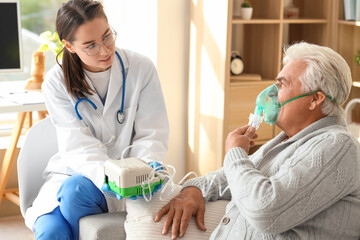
[120,145,231,202]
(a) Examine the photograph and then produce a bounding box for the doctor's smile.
[100,54,112,63]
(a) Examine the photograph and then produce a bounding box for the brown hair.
[55,0,107,99]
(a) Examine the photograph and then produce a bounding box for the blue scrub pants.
[34,175,108,240]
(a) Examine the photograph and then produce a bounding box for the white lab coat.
[25,48,169,231]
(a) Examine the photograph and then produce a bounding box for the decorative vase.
[284,0,299,19]
[241,7,253,20]
[25,50,45,90]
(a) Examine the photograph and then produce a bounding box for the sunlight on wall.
[203,0,227,59]
[188,21,197,153]
[198,46,224,175]
[200,46,224,117]
[103,0,157,65]
[187,0,229,175]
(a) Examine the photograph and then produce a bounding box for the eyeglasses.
[77,29,117,56]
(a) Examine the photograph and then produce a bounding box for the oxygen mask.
[248,84,279,129]
[248,83,337,130]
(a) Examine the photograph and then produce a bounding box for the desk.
[0,81,47,207]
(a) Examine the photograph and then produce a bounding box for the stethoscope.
[74,51,126,146]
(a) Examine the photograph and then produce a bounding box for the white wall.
[103,0,158,65]
[157,0,190,182]
[104,0,190,182]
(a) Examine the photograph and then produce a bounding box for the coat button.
[222,216,230,225]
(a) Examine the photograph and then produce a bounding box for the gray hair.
[283,42,352,118]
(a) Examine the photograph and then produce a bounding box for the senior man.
[155,42,360,239]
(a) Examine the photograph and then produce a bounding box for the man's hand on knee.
[154,186,206,239]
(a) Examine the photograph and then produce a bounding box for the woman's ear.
[309,91,326,111]
[62,39,75,53]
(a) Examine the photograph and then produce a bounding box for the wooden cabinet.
[187,0,333,176]
[333,0,360,105]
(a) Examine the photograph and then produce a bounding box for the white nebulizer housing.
[248,112,264,130]
[104,158,163,198]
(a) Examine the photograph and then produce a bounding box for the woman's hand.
[154,187,206,239]
[225,125,257,154]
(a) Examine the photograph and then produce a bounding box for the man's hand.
[154,187,206,240]
[225,125,257,154]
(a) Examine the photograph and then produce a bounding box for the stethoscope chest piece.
[117,111,125,124]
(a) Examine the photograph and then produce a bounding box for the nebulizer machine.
[102,145,169,202]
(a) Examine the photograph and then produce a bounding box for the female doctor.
[25,0,169,239]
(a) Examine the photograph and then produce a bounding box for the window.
[0,0,66,82]
[0,0,66,142]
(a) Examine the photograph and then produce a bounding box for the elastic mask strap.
[278,91,336,108]
[326,94,337,103]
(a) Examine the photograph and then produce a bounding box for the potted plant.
[241,1,253,20]
[38,31,64,59]
[355,50,360,66]
[25,31,64,90]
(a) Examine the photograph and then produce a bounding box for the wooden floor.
[0,215,34,240]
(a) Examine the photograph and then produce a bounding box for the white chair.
[17,117,126,239]
[18,117,58,217]
[345,98,360,140]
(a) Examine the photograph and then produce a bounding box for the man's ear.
[309,91,326,110]
[62,39,75,53]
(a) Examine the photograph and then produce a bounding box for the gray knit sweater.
[183,116,360,239]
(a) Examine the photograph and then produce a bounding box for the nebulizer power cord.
[104,144,233,202]
[142,164,231,202]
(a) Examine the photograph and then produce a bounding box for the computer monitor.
[0,0,23,73]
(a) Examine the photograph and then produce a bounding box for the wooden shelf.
[338,20,360,26]
[230,79,274,87]
[232,18,328,24]
[230,73,262,82]
[232,18,281,24]
[353,81,360,88]
[283,19,328,24]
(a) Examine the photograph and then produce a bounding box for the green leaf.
[38,43,49,52]
[39,31,52,41]
[38,30,64,56]
[241,1,251,8]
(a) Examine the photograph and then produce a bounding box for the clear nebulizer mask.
[248,84,280,130]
